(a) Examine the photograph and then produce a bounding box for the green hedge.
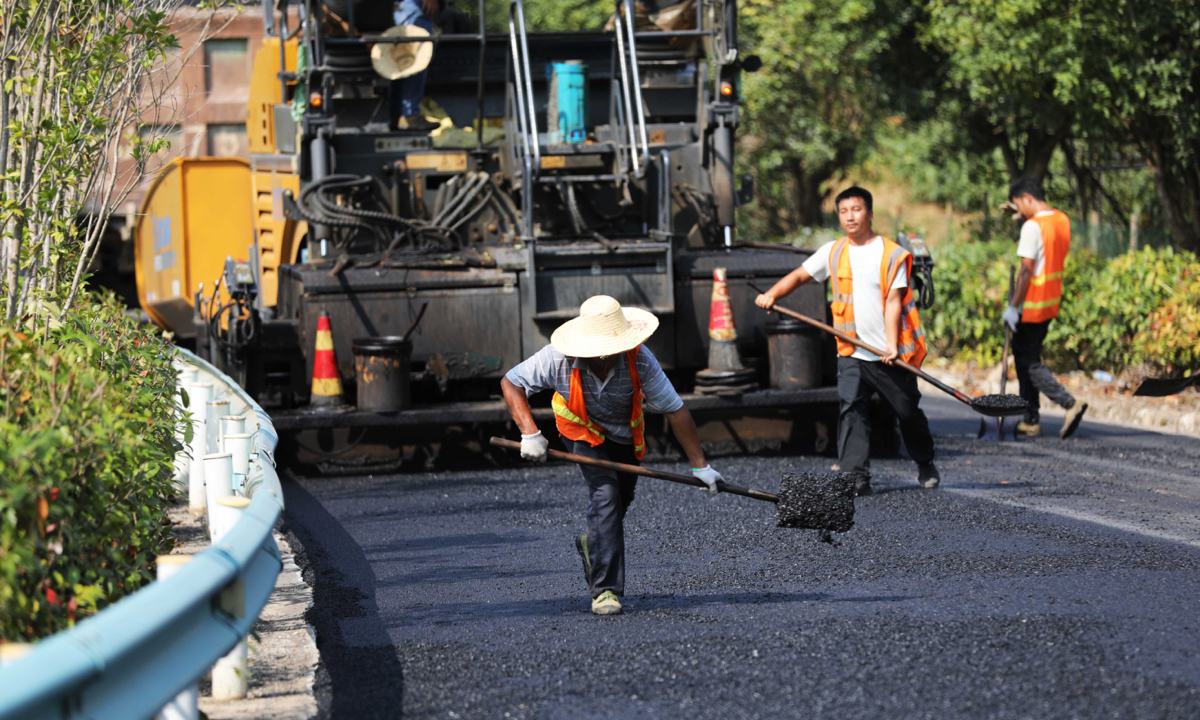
[1,294,184,640]
[928,242,1200,374]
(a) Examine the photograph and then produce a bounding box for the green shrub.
[0,293,184,640]
[929,243,1200,373]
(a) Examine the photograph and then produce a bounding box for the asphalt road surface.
[283,398,1200,719]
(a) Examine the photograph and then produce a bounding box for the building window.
[207,123,248,157]
[204,38,250,101]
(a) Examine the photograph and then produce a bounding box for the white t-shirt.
[1016,210,1056,276]
[802,236,908,362]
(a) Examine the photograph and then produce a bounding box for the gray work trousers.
[1013,320,1076,423]
[837,356,936,480]
[563,436,638,598]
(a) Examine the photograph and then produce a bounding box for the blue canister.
[546,61,588,144]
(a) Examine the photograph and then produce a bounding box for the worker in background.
[390,0,440,130]
[755,187,939,497]
[1002,176,1088,439]
[501,296,724,616]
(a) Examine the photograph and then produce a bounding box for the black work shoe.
[854,477,873,496]
[575,533,592,585]
[917,462,941,489]
[1060,402,1088,439]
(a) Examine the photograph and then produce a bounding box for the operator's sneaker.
[1060,402,1088,439]
[917,462,941,489]
[854,476,873,497]
[591,590,622,615]
[574,533,592,585]
[1015,420,1042,437]
[395,114,439,131]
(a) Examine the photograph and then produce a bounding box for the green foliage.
[0,294,184,640]
[928,242,1200,373]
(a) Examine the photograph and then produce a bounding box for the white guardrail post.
[0,348,284,720]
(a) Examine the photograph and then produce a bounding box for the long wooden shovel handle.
[748,283,974,407]
[488,437,779,503]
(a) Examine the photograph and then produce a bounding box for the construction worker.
[755,186,938,497]
[500,296,724,616]
[389,0,440,131]
[1002,176,1088,438]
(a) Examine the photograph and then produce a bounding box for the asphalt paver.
[284,397,1200,719]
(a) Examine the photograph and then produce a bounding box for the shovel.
[748,283,1029,418]
[980,267,1018,440]
[488,437,856,533]
[1133,372,1200,397]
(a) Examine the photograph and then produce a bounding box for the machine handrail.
[614,0,651,179]
[0,349,283,720]
[508,0,540,234]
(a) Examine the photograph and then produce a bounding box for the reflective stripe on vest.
[551,347,647,460]
[1022,210,1070,323]
[828,236,928,367]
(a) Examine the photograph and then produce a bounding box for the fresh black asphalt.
[283,398,1200,719]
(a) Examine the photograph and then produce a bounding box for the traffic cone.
[310,307,344,407]
[695,268,756,395]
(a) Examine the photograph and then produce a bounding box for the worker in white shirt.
[755,186,938,497]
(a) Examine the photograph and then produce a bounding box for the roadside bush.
[929,243,1200,374]
[0,294,184,640]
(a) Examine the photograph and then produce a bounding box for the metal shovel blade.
[1133,373,1200,397]
[969,394,1031,417]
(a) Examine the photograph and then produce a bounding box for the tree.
[739,0,938,232]
[0,0,232,323]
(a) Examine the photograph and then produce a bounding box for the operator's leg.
[564,437,639,598]
[836,356,875,494]
[867,361,936,468]
[1026,320,1076,411]
[1012,321,1046,424]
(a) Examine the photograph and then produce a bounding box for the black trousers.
[837,356,936,480]
[563,437,639,598]
[1012,320,1076,423]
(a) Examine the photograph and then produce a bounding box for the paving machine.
[135,0,935,467]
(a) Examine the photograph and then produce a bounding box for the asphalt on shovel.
[488,437,856,535]
[748,283,1029,418]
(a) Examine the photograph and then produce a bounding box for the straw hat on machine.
[551,295,659,358]
[371,25,434,80]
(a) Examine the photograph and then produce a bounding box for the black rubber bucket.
[766,318,821,390]
[352,337,412,412]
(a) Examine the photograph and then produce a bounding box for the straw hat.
[551,296,659,358]
[371,25,434,80]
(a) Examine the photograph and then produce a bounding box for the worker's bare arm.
[1011,257,1036,308]
[664,405,708,469]
[756,266,813,309]
[881,288,902,365]
[501,377,540,435]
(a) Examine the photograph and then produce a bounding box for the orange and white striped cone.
[310,308,344,407]
[695,268,755,394]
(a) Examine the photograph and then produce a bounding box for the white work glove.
[692,465,723,496]
[1002,305,1022,333]
[520,431,549,462]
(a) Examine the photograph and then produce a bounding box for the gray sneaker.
[575,533,592,585]
[917,462,941,489]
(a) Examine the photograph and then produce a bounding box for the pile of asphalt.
[775,471,856,534]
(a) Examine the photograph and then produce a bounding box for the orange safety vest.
[829,236,927,367]
[551,347,646,459]
[1021,210,1071,323]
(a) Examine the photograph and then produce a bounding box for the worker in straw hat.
[502,296,724,616]
[376,0,439,131]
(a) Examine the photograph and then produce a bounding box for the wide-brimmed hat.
[371,25,434,80]
[551,296,659,358]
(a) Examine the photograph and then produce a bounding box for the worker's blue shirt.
[394,0,434,28]
[505,345,684,444]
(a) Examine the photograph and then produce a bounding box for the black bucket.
[766,318,821,390]
[352,337,412,412]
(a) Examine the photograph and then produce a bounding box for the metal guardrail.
[0,349,284,720]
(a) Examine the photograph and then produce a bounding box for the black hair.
[835,186,873,214]
[1008,176,1046,202]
